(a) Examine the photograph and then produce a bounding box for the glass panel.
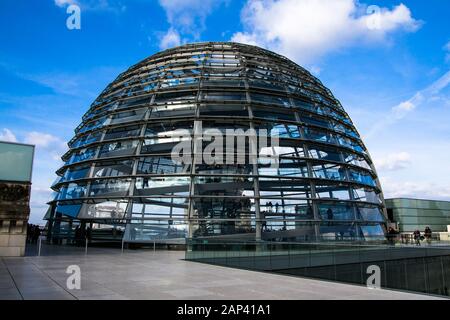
[357,205,385,222]
[301,114,330,129]
[111,108,147,124]
[315,185,351,200]
[78,116,110,133]
[199,104,248,117]
[135,176,190,193]
[352,187,381,203]
[93,159,134,177]
[78,200,128,219]
[338,135,364,153]
[343,152,371,169]
[304,127,335,144]
[250,93,290,107]
[71,131,102,148]
[104,125,141,140]
[311,163,347,181]
[58,182,87,200]
[252,107,296,121]
[317,202,355,220]
[63,164,91,182]
[89,178,131,196]
[0,142,34,182]
[155,91,197,104]
[67,147,97,164]
[258,157,308,178]
[202,92,246,101]
[137,155,190,175]
[149,104,196,118]
[98,140,139,158]
[308,145,342,162]
[55,203,82,218]
[348,169,376,186]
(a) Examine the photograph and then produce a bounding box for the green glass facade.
[386,198,450,233]
[0,142,34,182]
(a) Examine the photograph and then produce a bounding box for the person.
[86,226,93,244]
[32,225,41,244]
[26,224,32,243]
[387,227,398,245]
[261,211,267,232]
[424,226,432,245]
[326,208,333,220]
[413,229,421,246]
[130,227,137,241]
[143,177,149,188]
[74,226,81,246]
[267,202,273,213]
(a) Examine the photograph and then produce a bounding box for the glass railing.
[185,238,450,297]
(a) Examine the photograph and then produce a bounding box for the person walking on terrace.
[387,227,398,246]
[424,226,432,245]
[413,229,421,246]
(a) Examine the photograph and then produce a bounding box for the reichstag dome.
[45,42,387,243]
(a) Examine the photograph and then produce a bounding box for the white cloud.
[159,28,182,50]
[24,132,64,149]
[381,177,450,201]
[54,0,78,7]
[231,0,421,65]
[366,70,450,138]
[157,0,228,48]
[24,132,66,161]
[374,151,411,171]
[159,0,226,35]
[0,128,18,142]
[54,0,126,13]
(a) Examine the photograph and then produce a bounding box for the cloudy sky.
[0,0,449,224]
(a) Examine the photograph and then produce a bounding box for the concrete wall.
[0,220,26,256]
[0,182,31,256]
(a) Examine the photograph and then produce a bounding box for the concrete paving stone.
[21,292,75,300]
[78,293,130,300]
[0,287,22,300]
[0,246,446,300]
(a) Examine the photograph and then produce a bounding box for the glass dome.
[46,42,387,243]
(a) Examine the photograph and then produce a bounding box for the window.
[250,93,290,107]
[348,169,376,186]
[63,165,91,181]
[311,163,347,180]
[98,140,139,158]
[104,125,141,140]
[89,179,131,196]
[93,160,134,177]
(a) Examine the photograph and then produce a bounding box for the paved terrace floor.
[0,244,443,300]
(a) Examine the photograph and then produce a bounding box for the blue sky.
[0,0,449,224]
